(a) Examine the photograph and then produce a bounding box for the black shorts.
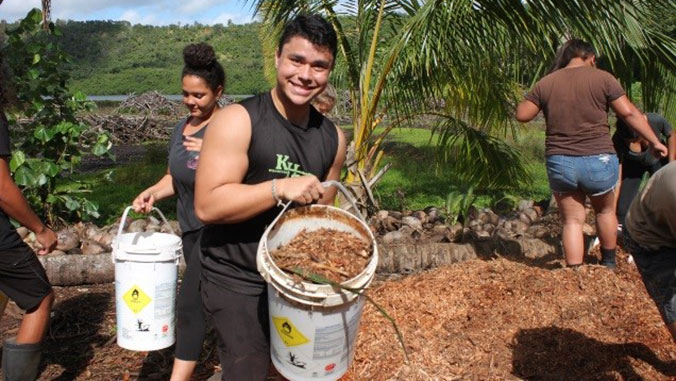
[0,244,52,311]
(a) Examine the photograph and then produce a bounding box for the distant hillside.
[45,20,270,95]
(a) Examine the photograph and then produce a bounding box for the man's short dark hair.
[277,14,337,61]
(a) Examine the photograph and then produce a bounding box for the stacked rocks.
[19,217,181,255]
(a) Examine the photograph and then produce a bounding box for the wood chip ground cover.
[1,249,674,380]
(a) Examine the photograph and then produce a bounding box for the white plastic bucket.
[257,181,377,381]
[113,206,182,351]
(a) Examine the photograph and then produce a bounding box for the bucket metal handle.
[321,180,365,222]
[113,206,179,262]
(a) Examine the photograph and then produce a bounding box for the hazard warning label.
[272,316,309,347]
[123,285,151,314]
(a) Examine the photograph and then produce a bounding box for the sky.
[0,0,257,26]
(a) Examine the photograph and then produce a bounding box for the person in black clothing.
[194,15,346,380]
[132,43,224,381]
[0,47,58,381]
[613,112,675,228]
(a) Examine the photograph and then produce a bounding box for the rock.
[583,223,596,236]
[518,199,534,211]
[16,227,29,239]
[469,221,482,232]
[148,216,161,225]
[487,210,500,226]
[431,224,448,234]
[528,226,550,239]
[389,211,403,220]
[128,219,147,233]
[511,220,529,234]
[383,216,400,232]
[495,227,512,241]
[399,225,419,241]
[475,230,491,240]
[482,223,495,234]
[382,231,403,244]
[519,212,532,225]
[425,207,439,223]
[67,247,82,255]
[448,223,463,242]
[466,206,479,221]
[23,232,36,244]
[376,210,389,220]
[146,225,161,233]
[94,232,114,247]
[524,208,539,224]
[84,224,100,240]
[401,216,423,231]
[81,239,106,255]
[411,210,427,224]
[161,220,181,235]
[56,229,80,251]
[477,212,489,224]
[50,250,66,256]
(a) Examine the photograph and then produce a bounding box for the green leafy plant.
[445,186,477,226]
[2,9,112,226]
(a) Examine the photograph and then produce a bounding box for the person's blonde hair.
[312,84,337,113]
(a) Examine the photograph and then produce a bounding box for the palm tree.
[250,0,676,210]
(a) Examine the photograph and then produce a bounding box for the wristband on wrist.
[271,179,283,206]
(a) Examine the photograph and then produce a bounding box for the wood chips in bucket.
[270,228,372,283]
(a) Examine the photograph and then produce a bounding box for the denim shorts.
[624,230,676,324]
[546,154,619,195]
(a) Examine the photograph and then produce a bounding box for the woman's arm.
[610,96,668,158]
[132,168,175,213]
[516,100,540,123]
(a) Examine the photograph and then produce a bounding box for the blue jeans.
[625,229,676,324]
[546,154,619,195]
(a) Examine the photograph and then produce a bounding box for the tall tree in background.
[251,0,676,212]
[41,0,50,29]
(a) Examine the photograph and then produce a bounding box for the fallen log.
[38,236,562,286]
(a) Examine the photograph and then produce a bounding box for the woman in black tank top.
[131,43,225,381]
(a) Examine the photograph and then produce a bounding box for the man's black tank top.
[200,91,339,295]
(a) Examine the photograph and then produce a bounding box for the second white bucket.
[113,206,182,351]
[257,181,378,381]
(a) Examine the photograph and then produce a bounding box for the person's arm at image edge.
[0,157,56,254]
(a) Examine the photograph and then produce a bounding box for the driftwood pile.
[114,91,184,116]
[82,92,184,144]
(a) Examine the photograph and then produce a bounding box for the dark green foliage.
[50,19,270,95]
[2,9,112,226]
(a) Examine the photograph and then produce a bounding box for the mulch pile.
[1,248,675,380]
[271,228,372,283]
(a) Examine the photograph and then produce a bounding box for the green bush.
[3,9,112,226]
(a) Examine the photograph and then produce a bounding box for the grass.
[70,143,176,225]
[71,125,551,225]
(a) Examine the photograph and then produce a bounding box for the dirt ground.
[1,247,675,380]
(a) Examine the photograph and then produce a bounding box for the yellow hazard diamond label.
[272,316,309,347]
[123,285,151,314]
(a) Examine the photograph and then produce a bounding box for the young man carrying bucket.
[195,14,346,380]
[0,57,58,380]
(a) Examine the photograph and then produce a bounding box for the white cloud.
[0,0,254,25]
[210,11,253,26]
[119,9,158,26]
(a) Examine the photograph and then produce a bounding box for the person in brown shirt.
[624,162,676,341]
[516,39,667,268]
